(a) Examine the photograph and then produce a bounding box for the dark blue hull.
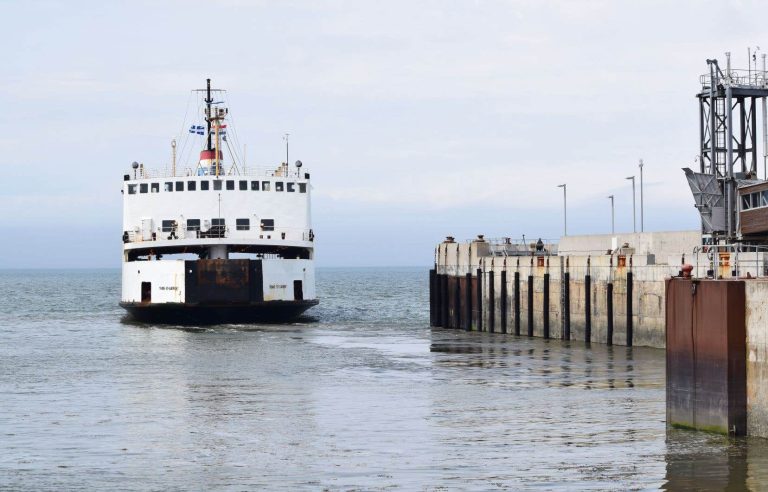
[119,300,318,325]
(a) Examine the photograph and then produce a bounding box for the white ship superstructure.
[119,79,317,323]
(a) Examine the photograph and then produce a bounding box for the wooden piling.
[465,272,472,331]
[563,271,571,340]
[607,282,614,346]
[454,274,461,329]
[442,274,449,329]
[543,273,550,339]
[585,274,592,343]
[514,271,521,336]
[429,269,436,326]
[626,271,633,347]
[527,274,534,337]
[500,270,507,334]
[488,270,495,333]
[476,268,483,332]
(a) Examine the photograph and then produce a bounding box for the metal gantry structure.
[685,52,768,244]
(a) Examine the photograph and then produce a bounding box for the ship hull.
[120,300,319,325]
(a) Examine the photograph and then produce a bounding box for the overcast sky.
[3,0,767,267]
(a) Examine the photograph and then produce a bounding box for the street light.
[557,184,567,236]
[639,159,644,232]
[626,175,636,233]
[607,195,615,234]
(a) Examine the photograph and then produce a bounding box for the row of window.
[741,190,768,211]
[127,180,307,195]
[161,218,275,232]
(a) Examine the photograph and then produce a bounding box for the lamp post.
[557,184,567,236]
[608,195,615,234]
[626,175,636,233]
[639,159,644,232]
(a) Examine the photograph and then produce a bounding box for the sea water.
[2,267,768,490]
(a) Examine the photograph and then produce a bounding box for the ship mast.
[205,78,213,151]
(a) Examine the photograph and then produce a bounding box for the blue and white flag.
[189,125,205,135]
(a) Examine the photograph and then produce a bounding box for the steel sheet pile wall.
[665,278,746,435]
[430,241,673,348]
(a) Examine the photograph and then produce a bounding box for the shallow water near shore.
[3,267,768,490]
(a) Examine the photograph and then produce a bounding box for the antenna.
[283,133,290,169]
[205,79,212,151]
[171,139,177,177]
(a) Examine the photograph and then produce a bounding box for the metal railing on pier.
[690,243,768,278]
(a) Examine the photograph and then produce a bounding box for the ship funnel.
[200,149,224,176]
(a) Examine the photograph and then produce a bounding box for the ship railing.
[130,165,310,180]
[123,227,315,244]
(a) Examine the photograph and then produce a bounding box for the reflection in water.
[663,430,768,491]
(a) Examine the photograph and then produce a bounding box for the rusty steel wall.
[665,278,747,435]
[185,259,263,304]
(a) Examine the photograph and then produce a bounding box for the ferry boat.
[119,79,318,324]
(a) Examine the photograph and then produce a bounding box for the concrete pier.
[431,231,768,349]
[430,232,706,348]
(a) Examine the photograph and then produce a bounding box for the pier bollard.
[514,271,521,336]
[607,282,614,346]
[585,274,592,343]
[488,270,495,333]
[465,272,472,331]
[527,274,534,337]
[543,273,550,339]
[500,270,508,334]
[429,269,436,326]
[476,268,483,332]
[563,271,571,340]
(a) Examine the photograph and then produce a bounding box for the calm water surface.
[2,267,768,490]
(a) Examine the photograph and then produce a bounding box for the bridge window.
[186,219,200,231]
[251,180,259,191]
[239,180,247,190]
[213,180,222,190]
[260,219,274,231]
[150,182,159,193]
[262,181,271,191]
[287,182,295,192]
[299,183,307,193]
[140,183,148,193]
[175,181,184,191]
[275,181,284,192]
[128,184,137,194]
[188,180,197,191]
[236,218,250,230]
[164,182,173,192]
[226,180,235,190]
